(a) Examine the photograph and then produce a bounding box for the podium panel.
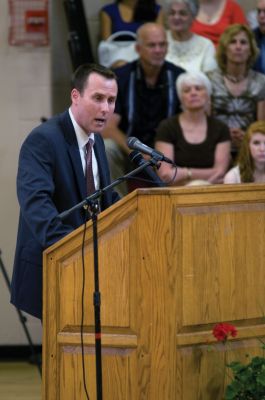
[43,185,265,399]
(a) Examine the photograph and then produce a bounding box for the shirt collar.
[68,107,95,149]
[136,61,167,88]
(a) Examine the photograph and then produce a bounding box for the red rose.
[212,323,237,342]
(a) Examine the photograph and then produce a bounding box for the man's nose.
[154,44,165,51]
[101,101,110,112]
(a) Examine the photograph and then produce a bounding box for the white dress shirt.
[68,108,100,190]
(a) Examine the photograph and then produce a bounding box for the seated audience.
[191,0,247,46]
[165,0,217,73]
[253,0,265,74]
[207,24,265,157]
[102,23,185,196]
[224,121,265,183]
[99,0,164,40]
[155,71,231,185]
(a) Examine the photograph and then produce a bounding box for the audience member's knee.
[104,139,122,160]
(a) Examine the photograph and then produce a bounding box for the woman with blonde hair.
[155,71,231,185]
[207,24,265,157]
[224,121,265,183]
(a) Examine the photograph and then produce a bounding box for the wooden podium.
[43,185,265,399]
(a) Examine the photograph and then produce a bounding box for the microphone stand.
[58,157,161,400]
[86,199,102,400]
[59,157,161,221]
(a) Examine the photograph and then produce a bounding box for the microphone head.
[127,136,138,149]
[128,151,166,187]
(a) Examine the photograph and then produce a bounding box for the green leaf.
[224,385,239,400]
[257,369,265,387]
[227,361,245,374]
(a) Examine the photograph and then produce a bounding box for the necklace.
[224,73,247,83]
[199,0,225,23]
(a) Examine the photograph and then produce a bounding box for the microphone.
[128,150,166,187]
[127,137,174,164]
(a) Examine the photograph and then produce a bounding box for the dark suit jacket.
[253,28,265,74]
[11,110,119,319]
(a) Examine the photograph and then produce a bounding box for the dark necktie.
[85,138,95,195]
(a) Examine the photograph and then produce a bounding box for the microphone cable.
[165,165,178,186]
[81,207,90,400]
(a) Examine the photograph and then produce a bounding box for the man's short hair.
[71,63,117,94]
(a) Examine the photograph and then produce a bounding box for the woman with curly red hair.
[224,121,265,183]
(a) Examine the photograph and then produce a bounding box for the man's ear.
[71,88,80,104]
[135,43,140,55]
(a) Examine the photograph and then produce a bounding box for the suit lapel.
[60,111,87,200]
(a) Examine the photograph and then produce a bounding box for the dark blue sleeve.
[17,130,73,249]
[155,4,161,14]
[101,3,117,18]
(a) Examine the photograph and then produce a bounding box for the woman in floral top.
[207,24,265,157]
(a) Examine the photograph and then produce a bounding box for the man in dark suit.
[11,63,120,319]
[253,0,265,74]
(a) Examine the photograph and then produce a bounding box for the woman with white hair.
[165,0,217,73]
[155,71,231,185]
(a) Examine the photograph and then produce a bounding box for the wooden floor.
[0,362,41,400]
